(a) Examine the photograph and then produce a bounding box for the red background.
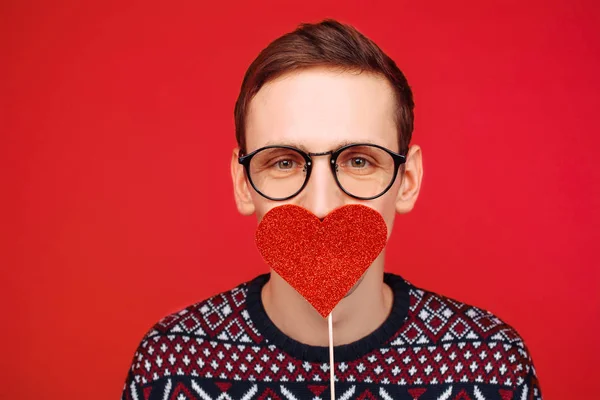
[2,1,599,398]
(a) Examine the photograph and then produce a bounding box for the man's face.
[232,67,420,239]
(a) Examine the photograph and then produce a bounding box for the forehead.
[245,68,398,153]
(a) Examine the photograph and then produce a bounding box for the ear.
[231,147,256,216]
[396,144,423,214]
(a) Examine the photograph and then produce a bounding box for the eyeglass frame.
[238,142,407,201]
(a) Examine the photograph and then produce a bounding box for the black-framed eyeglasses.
[238,143,407,201]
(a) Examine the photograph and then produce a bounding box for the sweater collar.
[245,272,411,363]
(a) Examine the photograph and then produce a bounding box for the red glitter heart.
[255,204,388,318]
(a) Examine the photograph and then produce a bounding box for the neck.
[261,251,393,347]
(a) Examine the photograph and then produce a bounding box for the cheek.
[364,185,400,240]
[253,202,271,224]
[368,199,397,241]
[251,193,292,224]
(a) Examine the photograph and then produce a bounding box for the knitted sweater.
[121,273,542,399]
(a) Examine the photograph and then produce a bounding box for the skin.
[231,67,423,347]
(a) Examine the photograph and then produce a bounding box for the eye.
[350,157,369,168]
[276,159,295,169]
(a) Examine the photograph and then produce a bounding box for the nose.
[300,157,344,220]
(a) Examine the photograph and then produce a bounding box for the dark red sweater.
[121,273,542,399]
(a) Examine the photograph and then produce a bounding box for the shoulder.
[406,282,525,344]
[126,276,262,387]
[394,278,538,387]
[146,278,255,339]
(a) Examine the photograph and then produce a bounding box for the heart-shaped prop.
[255,204,388,318]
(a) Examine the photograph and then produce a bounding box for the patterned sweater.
[121,273,542,399]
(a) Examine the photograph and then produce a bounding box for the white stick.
[328,312,335,400]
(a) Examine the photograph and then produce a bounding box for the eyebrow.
[261,139,380,152]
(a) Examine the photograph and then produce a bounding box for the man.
[122,19,542,400]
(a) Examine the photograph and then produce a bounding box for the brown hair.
[234,19,414,155]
